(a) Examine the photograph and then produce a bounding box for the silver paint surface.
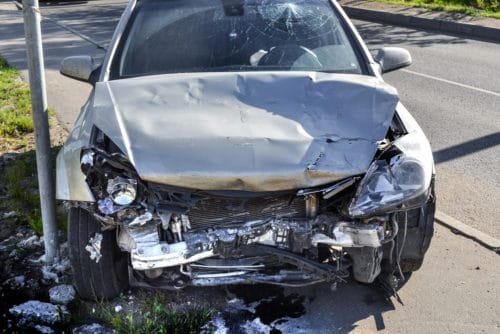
[90,71,398,191]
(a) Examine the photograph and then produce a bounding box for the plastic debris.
[98,197,124,215]
[3,211,18,219]
[85,233,103,263]
[129,211,153,226]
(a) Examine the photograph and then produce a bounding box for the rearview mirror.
[374,47,412,74]
[60,56,100,85]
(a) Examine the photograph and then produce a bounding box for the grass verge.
[1,148,66,235]
[373,0,500,18]
[0,57,33,141]
[77,292,214,334]
[0,56,66,235]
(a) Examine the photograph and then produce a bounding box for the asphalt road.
[0,1,499,333]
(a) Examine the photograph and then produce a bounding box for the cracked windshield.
[114,0,364,78]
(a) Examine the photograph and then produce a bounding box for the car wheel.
[68,207,128,300]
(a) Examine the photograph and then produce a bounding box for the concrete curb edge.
[342,6,500,43]
[435,211,500,253]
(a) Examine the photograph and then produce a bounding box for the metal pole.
[22,0,59,264]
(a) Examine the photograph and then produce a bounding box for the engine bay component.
[118,215,385,271]
[70,125,433,297]
[311,222,383,248]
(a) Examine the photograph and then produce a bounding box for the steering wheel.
[258,44,323,70]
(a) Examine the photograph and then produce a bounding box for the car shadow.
[433,132,500,164]
[203,275,414,333]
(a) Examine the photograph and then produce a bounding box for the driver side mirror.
[374,47,412,74]
[60,56,101,85]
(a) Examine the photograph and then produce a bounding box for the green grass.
[4,152,42,234]
[0,57,34,138]
[373,0,500,18]
[0,55,65,235]
[2,149,66,236]
[84,292,214,334]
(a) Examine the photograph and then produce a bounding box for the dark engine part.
[346,246,382,283]
[187,194,307,230]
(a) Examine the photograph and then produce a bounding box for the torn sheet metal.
[91,72,399,191]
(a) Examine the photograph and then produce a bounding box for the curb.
[342,6,500,43]
[435,211,500,253]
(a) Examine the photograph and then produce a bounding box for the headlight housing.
[107,176,137,205]
[80,145,142,214]
[348,131,433,218]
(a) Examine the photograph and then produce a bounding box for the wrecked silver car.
[57,0,435,299]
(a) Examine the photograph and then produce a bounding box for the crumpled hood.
[92,72,399,191]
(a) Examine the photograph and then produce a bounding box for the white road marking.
[402,69,500,97]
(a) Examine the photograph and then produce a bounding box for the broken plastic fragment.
[85,233,103,263]
[80,150,95,167]
[98,197,124,215]
[129,211,153,226]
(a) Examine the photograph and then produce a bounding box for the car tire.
[399,258,424,273]
[68,207,128,300]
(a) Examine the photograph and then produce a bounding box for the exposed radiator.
[187,194,306,230]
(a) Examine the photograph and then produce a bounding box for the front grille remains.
[187,194,306,231]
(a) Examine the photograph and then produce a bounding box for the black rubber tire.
[68,207,128,300]
[400,258,424,273]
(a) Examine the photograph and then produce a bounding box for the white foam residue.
[18,235,42,249]
[200,311,233,334]
[42,266,60,283]
[41,256,71,283]
[241,317,272,334]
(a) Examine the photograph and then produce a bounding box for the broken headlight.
[80,145,144,214]
[107,176,137,205]
[348,131,433,218]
